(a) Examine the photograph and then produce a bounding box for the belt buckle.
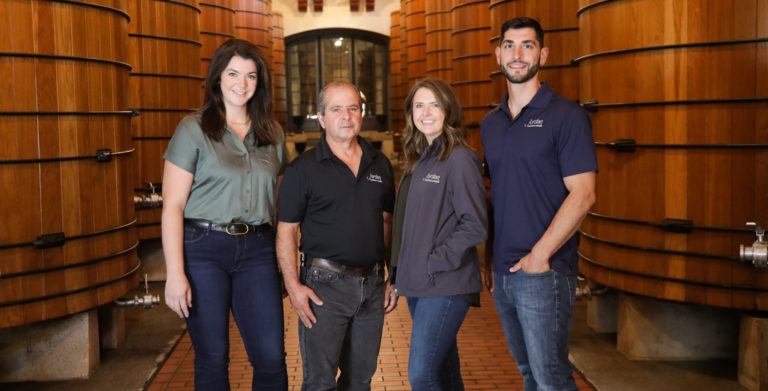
[225,223,249,235]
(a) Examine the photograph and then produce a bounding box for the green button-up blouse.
[163,114,287,225]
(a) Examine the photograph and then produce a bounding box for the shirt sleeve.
[557,106,598,177]
[277,158,307,223]
[163,116,201,174]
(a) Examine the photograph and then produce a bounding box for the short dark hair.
[501,17,544,47]
[200,38,276,146]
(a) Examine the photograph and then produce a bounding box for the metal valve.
[133,182,164,208]
[114,274,161,308]
[741,222,767,268]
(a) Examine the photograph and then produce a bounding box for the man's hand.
[286,283,324,328]
[484,248,494,293]
[484,270,494,293]
[509,251,550,274]
[383,282,398,313]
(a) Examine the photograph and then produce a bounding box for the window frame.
[285,28,390,133]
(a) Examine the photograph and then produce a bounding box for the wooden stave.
[128,0,202,239]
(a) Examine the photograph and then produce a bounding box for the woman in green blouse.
[161,39,287,390]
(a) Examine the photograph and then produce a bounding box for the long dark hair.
[199,38,277,146]
[403,78,468,174]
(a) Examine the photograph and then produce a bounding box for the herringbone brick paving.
[147,290,595,390]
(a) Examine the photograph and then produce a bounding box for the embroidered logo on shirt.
[524,118,544,128]
[423,173,440,183]
[366,173,383,183]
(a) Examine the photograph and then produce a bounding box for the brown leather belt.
[309,257,381,278]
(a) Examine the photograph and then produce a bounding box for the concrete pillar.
[587,290,618,333]
[617,293,738,360]
[98,304,126,349]
[739,315,768,391]
[0,310,99,382]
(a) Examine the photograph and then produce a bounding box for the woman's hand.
[165,273,192,318]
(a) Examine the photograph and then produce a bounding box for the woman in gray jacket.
[391,78,488,390]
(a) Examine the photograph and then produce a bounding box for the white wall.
[273,0,400,38]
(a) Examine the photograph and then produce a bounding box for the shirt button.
[244,209,249,213]
[247,170,251,174]
[246,190,250,193]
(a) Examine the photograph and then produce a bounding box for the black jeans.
[299,265,385,391]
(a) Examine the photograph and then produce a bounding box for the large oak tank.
[128,0,202,239]
[405,0,427,84]
[200,0,235,78]
[0,0,139,328]
[425,0,452,81]
[451,0,493,158]
[577,0,768,310]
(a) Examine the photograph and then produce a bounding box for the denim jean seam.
[429,296,453,373]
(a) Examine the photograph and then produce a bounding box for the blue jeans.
[183,224,288,391]
[299,264,385,391]
[407,295,470,391]
[493,270,578,391]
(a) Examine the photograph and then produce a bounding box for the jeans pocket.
[183,225,207,244]
[519,268,555,277]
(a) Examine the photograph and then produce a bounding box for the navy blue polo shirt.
[278,134,395,267]
[481,83,597,275]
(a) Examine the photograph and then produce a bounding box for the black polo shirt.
[278,134,395,267]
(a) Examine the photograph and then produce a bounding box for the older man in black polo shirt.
[276,81,397,391]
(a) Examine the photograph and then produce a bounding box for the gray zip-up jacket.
[394,140,488,297]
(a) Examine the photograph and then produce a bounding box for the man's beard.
[500,59,540,84]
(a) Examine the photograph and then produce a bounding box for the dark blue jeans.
[183,224,287,391]
[493,270,578,391]
[299,265,385,391]
[406,295,470,391]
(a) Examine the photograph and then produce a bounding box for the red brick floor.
[147,291,594,390]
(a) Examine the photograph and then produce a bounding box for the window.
[285,29,389,132]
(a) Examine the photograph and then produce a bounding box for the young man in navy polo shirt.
[481,17,597,391]
[276,81,397,391]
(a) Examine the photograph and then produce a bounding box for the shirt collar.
[315,133,376,166]
[420,136,442,160]
[496,81,553,119]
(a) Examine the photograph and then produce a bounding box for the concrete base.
[587,290,618,333]
[738,315,768,391]
[98,305,126,350]
[138,238,166,282]
[617,293,738,360]
[0,310,100,382]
